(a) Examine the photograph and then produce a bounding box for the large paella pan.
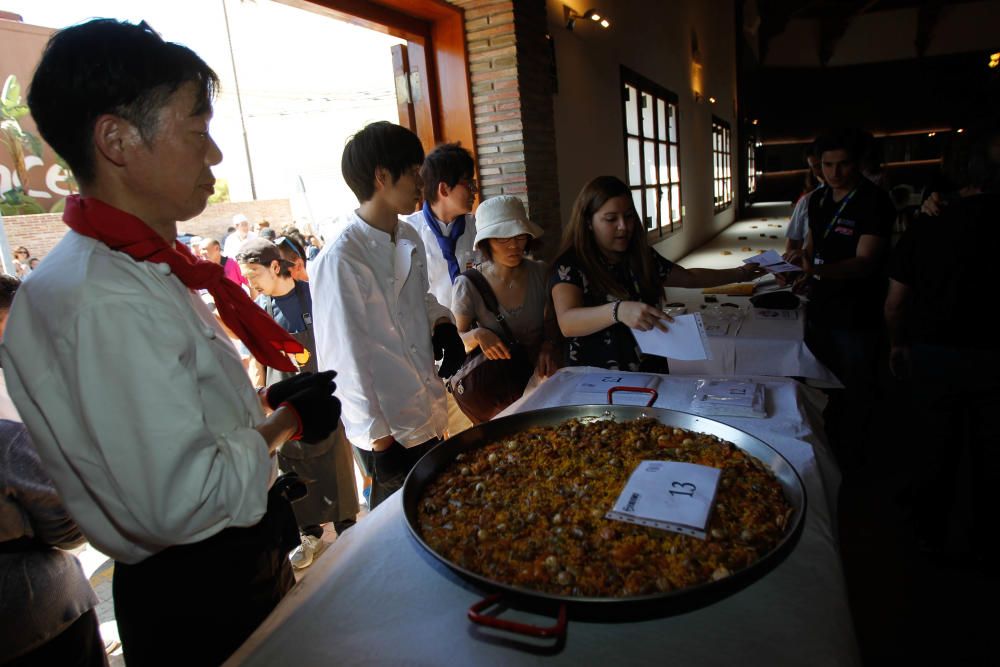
[401,391,806,634]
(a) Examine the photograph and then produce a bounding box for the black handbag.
[448,269,534,424]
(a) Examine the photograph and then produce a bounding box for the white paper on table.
[751,308,799,321]
[631,313,712,361]
[700,318,731,337]
[576,372,659,393]
[690,379,767,418]
[606,461,721,539]
[744,249,800,274]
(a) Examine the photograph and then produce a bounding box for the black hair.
[27,19,219,185]
[476,237,534,262]
[235,246,292,279]
[0,274,21,312]
[420,142,475,203]
[341,121,424,203]
[814,128,868,164]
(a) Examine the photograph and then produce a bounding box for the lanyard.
[819,187,859,241]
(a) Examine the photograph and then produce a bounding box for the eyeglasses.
[493,235,530,246]
[274,236,302,260]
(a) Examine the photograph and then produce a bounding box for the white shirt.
[786,186,823,241]
[403,210,476,311]
[0,231,273,564]
[223,230,257,259]
[308,211,452,450]
[0,370,20,422]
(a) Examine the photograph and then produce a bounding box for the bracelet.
[611,299,623,324]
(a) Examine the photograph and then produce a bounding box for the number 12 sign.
[607,461,721,539]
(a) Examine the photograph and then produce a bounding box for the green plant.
[1,74,43,193]
[208,178,230,204]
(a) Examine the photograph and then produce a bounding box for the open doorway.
[1,0,473,250]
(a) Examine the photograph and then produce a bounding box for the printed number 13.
[669,481,696,497]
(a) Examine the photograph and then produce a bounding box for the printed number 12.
[669,481,696,497]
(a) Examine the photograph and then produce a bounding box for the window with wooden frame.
[712,116,732,212]
[621,67,682,239]
[746,140,757,195]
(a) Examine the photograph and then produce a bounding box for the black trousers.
[5,608,107,667]
[112,490,298,666]
[355,438,439,510]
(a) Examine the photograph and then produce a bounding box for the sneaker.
[289,534,325,570]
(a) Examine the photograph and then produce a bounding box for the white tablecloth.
[228,369,858,667]
[663,289,840,387]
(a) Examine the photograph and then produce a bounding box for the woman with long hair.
[551,176,764,371]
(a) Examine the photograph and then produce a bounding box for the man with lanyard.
[402,142,479,435]
[1,20,341,664]
[795,128,895,466]
[237,239,359,569]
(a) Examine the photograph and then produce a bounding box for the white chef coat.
[0,231,273,564]
[223,230,257,260]
[308,211,452,450]
[402,210,476,311]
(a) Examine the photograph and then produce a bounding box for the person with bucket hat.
[449,196,560,423]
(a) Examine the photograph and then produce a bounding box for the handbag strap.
[462,268,519,344]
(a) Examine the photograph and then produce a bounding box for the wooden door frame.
[278,0,474,155]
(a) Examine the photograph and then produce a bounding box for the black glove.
[279,376,341,443]
[432,322,466,378]
[263,370,337,411]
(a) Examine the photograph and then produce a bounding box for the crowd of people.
[779,125,1000,560]
[2,15,994,667]
[0,20,763,665]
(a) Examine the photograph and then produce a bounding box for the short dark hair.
[0,274,21,312]
[235,240,292,278]
[341,121,424,203]
[27,19,219,185]
[814,128,868,164]
[421,142,474,203]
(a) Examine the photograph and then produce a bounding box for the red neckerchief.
[63,195,301,372]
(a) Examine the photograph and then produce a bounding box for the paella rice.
[418,417,793,598]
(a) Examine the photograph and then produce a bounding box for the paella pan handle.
[467,594,568,640]
[607,385,658,407]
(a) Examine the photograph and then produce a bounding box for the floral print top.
[549,249,673,371]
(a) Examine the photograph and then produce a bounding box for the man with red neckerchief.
[0,20,341,666]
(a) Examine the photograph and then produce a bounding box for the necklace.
[487,263,519,289]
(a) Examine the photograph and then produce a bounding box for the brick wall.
[448,0,561,258]
[2,199,293,260]
[178,199,296,243]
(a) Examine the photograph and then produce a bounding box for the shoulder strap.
[462,269,518,344]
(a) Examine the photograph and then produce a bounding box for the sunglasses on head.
[274,236,302,260]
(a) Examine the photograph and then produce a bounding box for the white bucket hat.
[473,195,544,247]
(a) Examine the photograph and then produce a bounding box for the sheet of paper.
[744,249,800,274]
[751,308,799,321]
[631,313,711,361]
[576,372,659,393]
[606,461,721,539]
